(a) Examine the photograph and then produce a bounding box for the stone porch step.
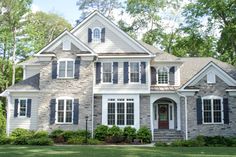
[153,129,183,142]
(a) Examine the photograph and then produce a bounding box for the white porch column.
[177,102,181,130]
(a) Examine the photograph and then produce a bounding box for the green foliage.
[0,101,6,137]
[27,137,53,146]
[0,137,14,145]
[136,126,151,144]
[67,137,85,145]
[94,125,108,141]
[154,141,168,147]
[87,139,102,145]
[106,126,124,143]
[49,129,64,143]
[170,139,205,147]
[33,131,48,138]
[10,128,34,138]
[123,126,136,143]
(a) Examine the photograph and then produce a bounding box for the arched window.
[157,67,169,84]
[93,28,101,41]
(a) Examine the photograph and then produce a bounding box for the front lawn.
[0,145,236,157]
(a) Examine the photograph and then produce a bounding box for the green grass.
[0,145,236,157]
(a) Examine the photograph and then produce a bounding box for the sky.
[32,0,79,26]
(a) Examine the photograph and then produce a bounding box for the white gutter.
[176,91,188,140]
[98,55,153,58]
[6,93,11,136]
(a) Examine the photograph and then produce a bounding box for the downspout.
[176,91,188,140]
[6,92,11,136]
[91,56,98,138]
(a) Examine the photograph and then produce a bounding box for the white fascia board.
[34,30,96,56]
[180,62,236,90]
[6,90,39,93]
[76,54,97,57]
[0,91,7,97]
[150,91,176,94]
[98,55,153,59]
[71,11,154,57]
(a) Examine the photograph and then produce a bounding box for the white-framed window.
[58,59,74,78]
[102,62,113,83]
[56,97,74,124]
[18,98,27,117]
[202,96,223,124]
[107,98,134,126]
[157,66,169,84]
[93,27,101,42]
[130,62,140,83]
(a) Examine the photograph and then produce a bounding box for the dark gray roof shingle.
[8,74,40,91]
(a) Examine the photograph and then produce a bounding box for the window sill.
[202,122,224,125]
[56,77,75,80]
[55,123,74,125]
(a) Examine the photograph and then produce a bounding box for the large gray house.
[1,11,236,141]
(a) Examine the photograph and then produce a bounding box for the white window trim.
[129,61,141,84]
[55,97,74,124]
[207,71,216,84]
[92,27,101,43]
[202,95,224,124]
[57,58,75,79]
[101,62,113,84]
[18,98,28,118]
[157,66,169,86]
[107,98,135,127]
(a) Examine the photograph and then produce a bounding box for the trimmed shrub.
[67,137,85,145]
[87,139,102,145]
[49,129,64,143]
[27,137,53,146]
[106,126,124,143]
[123,126,136,143]
[13,136,29,145]
[204,136,234,147]
[155,141,168,147]
[0,137,14,145]
[33,131,48,138]
[77,130,91,138]
[136,126,151,143]
[62,131,78,142]
[94,125,108,141]
[11,128,34,138]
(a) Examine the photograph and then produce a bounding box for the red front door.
[158,104,169,129]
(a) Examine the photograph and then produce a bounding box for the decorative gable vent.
[62,39,71,50]
[207,71,216,84]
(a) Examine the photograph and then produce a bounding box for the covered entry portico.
[151,93,181,131]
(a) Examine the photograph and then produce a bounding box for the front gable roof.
[35,30,96,56]
[71,11,154,57]
[180,61,236,90]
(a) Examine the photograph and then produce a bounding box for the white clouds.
[31,4,41,13]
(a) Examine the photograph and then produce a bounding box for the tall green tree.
[183,0,236,65]
[76,0,122,23]
[0,0,32,85]
[20,11,72,58]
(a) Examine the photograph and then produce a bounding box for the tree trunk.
[12,27,16,85]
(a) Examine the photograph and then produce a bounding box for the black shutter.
[151,67,157,85]
[50,99,56,125]
[52,60,57,79]
[141,62,146,84]
[113,62,118,84]
[14,99,19,117]
[223,98,229,124]
[88,28,92,43]
[101,28,105,42]
[196,97,202,125]
[74,57,81,79]
[73,99,79,124]
[96,62,101,84]
[169,66,175,85]
[27,99,32,118]
[124,62,129,84]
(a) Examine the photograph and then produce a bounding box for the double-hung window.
[157,67,169,84]
[107,98,134,126]
[56,98,73,123]
[102,62,112,83]
[58,59,74,78]
[19,99,27,117]
[202,96,223,124]
[130,62,140,83]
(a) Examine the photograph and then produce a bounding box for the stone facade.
[186,76,236,139]
[93,95,102,129]
[140,95,151,128]
[37,45,94,132]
